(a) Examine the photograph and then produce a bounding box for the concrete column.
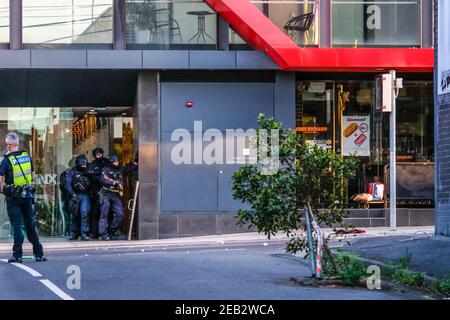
[10,0,22,50]
[435,0,450,236]
[421,0,433,48]
[136,72,159,239]
[217,16,229,50]
[113,0,127,50]
[263,1,269,16]
[319,0,331,48]
[274,71,296,129]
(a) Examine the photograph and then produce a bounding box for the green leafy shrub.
[393,269,424,287]
[438,277,450,295]
[337,253,367,286]
[397,249,412,269]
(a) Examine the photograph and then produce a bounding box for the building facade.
[0,0,435,239]
[435,0,450,236]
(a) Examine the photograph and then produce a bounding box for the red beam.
[205,0,434,72]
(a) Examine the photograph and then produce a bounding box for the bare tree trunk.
[306,202,340,275]
[324,243,340,275]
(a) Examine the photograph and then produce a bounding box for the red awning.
[205,0,434,72]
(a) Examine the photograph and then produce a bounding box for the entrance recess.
[0,107,137,238]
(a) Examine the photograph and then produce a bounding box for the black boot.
[8,257,23,263]
[35,256,48,262]
[80,233,91,241]
[99,233,110,241]
[111,229,127,241]
[68,232,79,240]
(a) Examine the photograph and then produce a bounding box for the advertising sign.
[342,116,370,156]
[305,139,332,150]
[438,0,450,95]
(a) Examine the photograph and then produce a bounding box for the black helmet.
[75,154,88,167]
[109,154,119,163]
[92,147,104,157]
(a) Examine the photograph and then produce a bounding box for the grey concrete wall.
[159,213,256,238]
[274,71,296,129]
[157,209,435,238]
[0,50,278,70]
[435,0,450,236]
[436,96,450,236]
[318,209,435,229]
[136,72,159,239]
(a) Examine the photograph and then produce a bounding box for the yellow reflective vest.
[7,152,33,187]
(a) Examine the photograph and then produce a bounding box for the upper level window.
[332,0,420,47]
[0,0,8,43]
[23,0,113,45]
[251,0,319,47]
[126,0,217,49]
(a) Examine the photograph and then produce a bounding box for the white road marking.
[39,279,74,301]
[8,262,43,277]
[1,258,74,300]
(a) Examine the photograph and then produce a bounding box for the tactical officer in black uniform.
[87,147,110,238]
[60,158,75,236]
[98,154,137,240]
[66,154,92,241]
[0,132,47,263]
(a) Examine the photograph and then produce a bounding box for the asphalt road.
[0,240,425,300]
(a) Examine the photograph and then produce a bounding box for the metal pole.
[72,0,75,42]
[304,204,316,277]
[10,0,22,50]
[113,0,126,50]
[319,0,331,48]
[217,16,229,51]
[389,70,397,231]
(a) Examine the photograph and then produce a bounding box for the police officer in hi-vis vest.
[0,132,47,263]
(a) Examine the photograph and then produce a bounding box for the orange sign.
[296,127,328,133]
[397,155,414,161]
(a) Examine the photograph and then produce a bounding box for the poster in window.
[342,116,370,157]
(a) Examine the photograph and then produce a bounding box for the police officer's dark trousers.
[71,193,91,234]
[6,197,43,259]
[99,191,124,235]
[90,190,101,236]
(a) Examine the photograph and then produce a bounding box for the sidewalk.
[0,226,435,254]
[0,231,288,254]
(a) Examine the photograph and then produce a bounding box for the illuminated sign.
[296,127,328,133]
[397,156,414,161]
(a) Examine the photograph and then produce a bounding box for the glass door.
[296,81,335,151]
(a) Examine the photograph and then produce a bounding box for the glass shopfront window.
[0,107,136,239]
[23,0,113,45]
[296,79,434,207]
[246,0,318,47]
[394,82,434,162]
[0,0,8,43]
[126,0,217,48]
[332,0,421,47]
